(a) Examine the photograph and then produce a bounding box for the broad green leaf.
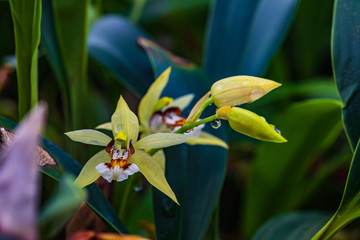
[204,0,299,80]
[65,129,112,146]
[186,131,228,149]
[253,212,331,240]
[139,37,228,240]
[312,140,360,239]
[332,0,360,151]
[134,133,193,149]
[0,117,128,233]
[129,149,178,205]
[138,67,171,128]
[74,149,110,188]
[244,99,343,238]
[0,104,46,240]
[9,0,41,117]
[96,122,112,130]
[88,15,153,96]
[39,175,87,240]
[169,94,194,111]
[52,0,90,129]
[111,96,139,148]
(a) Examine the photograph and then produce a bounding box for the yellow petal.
[153,150,166,173]
[134,133,193,149]
[95,122,112,130]
[211,76,281,107]
[186,91,211,123]
[65,129,112,146]
[152,97,173,112]
[138,67,171,128]
[169,94,194,110]
[74,149,111,188]
[129,149,178,204]
[111,96,139,148]
[186,132,229,149]
[227,107,287,143]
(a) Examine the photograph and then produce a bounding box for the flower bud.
[216,107,287,143]
[211,76,281,107]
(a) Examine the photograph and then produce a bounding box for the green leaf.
[0,116,128,234]
[253,212,331,240]
[204,0,299,80]
[52,0,90,129]
[139,38,228,240]
[8,0,41,118]
[332,0,360,151]
[65,129,112,146]
[312,140,360,239]
[39,175,87,240]
[88,15,153,96]
[243,99,343,238]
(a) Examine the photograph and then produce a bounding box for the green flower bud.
[211,76,281,107]
[216,107,287,143]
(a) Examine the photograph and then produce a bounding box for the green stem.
[129,0,147,23]
[147,114,218,156]
[118,175,135,220]
[187,96,214,124]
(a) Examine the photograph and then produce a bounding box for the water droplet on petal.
[211,119,221,129]
[250,88,264,102]
[161,198,176,217]
[274,126,281,134]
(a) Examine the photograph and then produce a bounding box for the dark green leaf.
[253,212,331,240]
[0,116,128,234]
[312,140,360,239]
[332,0,360,150]
[88,15,153,96]
[244,99,343,238]
[204,0,299,80]
[8,0,41,117]
[138,38,227,240]
[39,175,87,240]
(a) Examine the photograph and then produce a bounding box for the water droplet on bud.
[211,119,221,129]
[250,88,265,102]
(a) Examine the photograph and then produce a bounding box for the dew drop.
[274,126,281,134]
[250,88,264,102]
[211,119,221,129]
[134,185,143,192]
[161,198,176,217]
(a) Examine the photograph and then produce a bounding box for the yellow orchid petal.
[111,96,139,148]
[129,149,178,204]
[153,149,166,173]
[169,94,194,110]
[221,107,287,143]
[152,97,173,112]
[65,129,112,146]
[186,91,211,123]
[115,130,127,142]
[134,133,193,149]
[186,132,229,149]
[74,149,111,188]
[138,67,171,128]
[211,76,281,107]
[95,122,112,130]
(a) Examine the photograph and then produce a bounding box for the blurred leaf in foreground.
[0,103,47,240]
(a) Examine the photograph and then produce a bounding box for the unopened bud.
[217,107,287,143]
[211,76,281,107]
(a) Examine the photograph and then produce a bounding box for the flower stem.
[175,114,218,133]
[187,96,214,124]
[118,175,135,220]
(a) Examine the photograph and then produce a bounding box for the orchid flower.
[65,96,195,204]
[97,67,228,149]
